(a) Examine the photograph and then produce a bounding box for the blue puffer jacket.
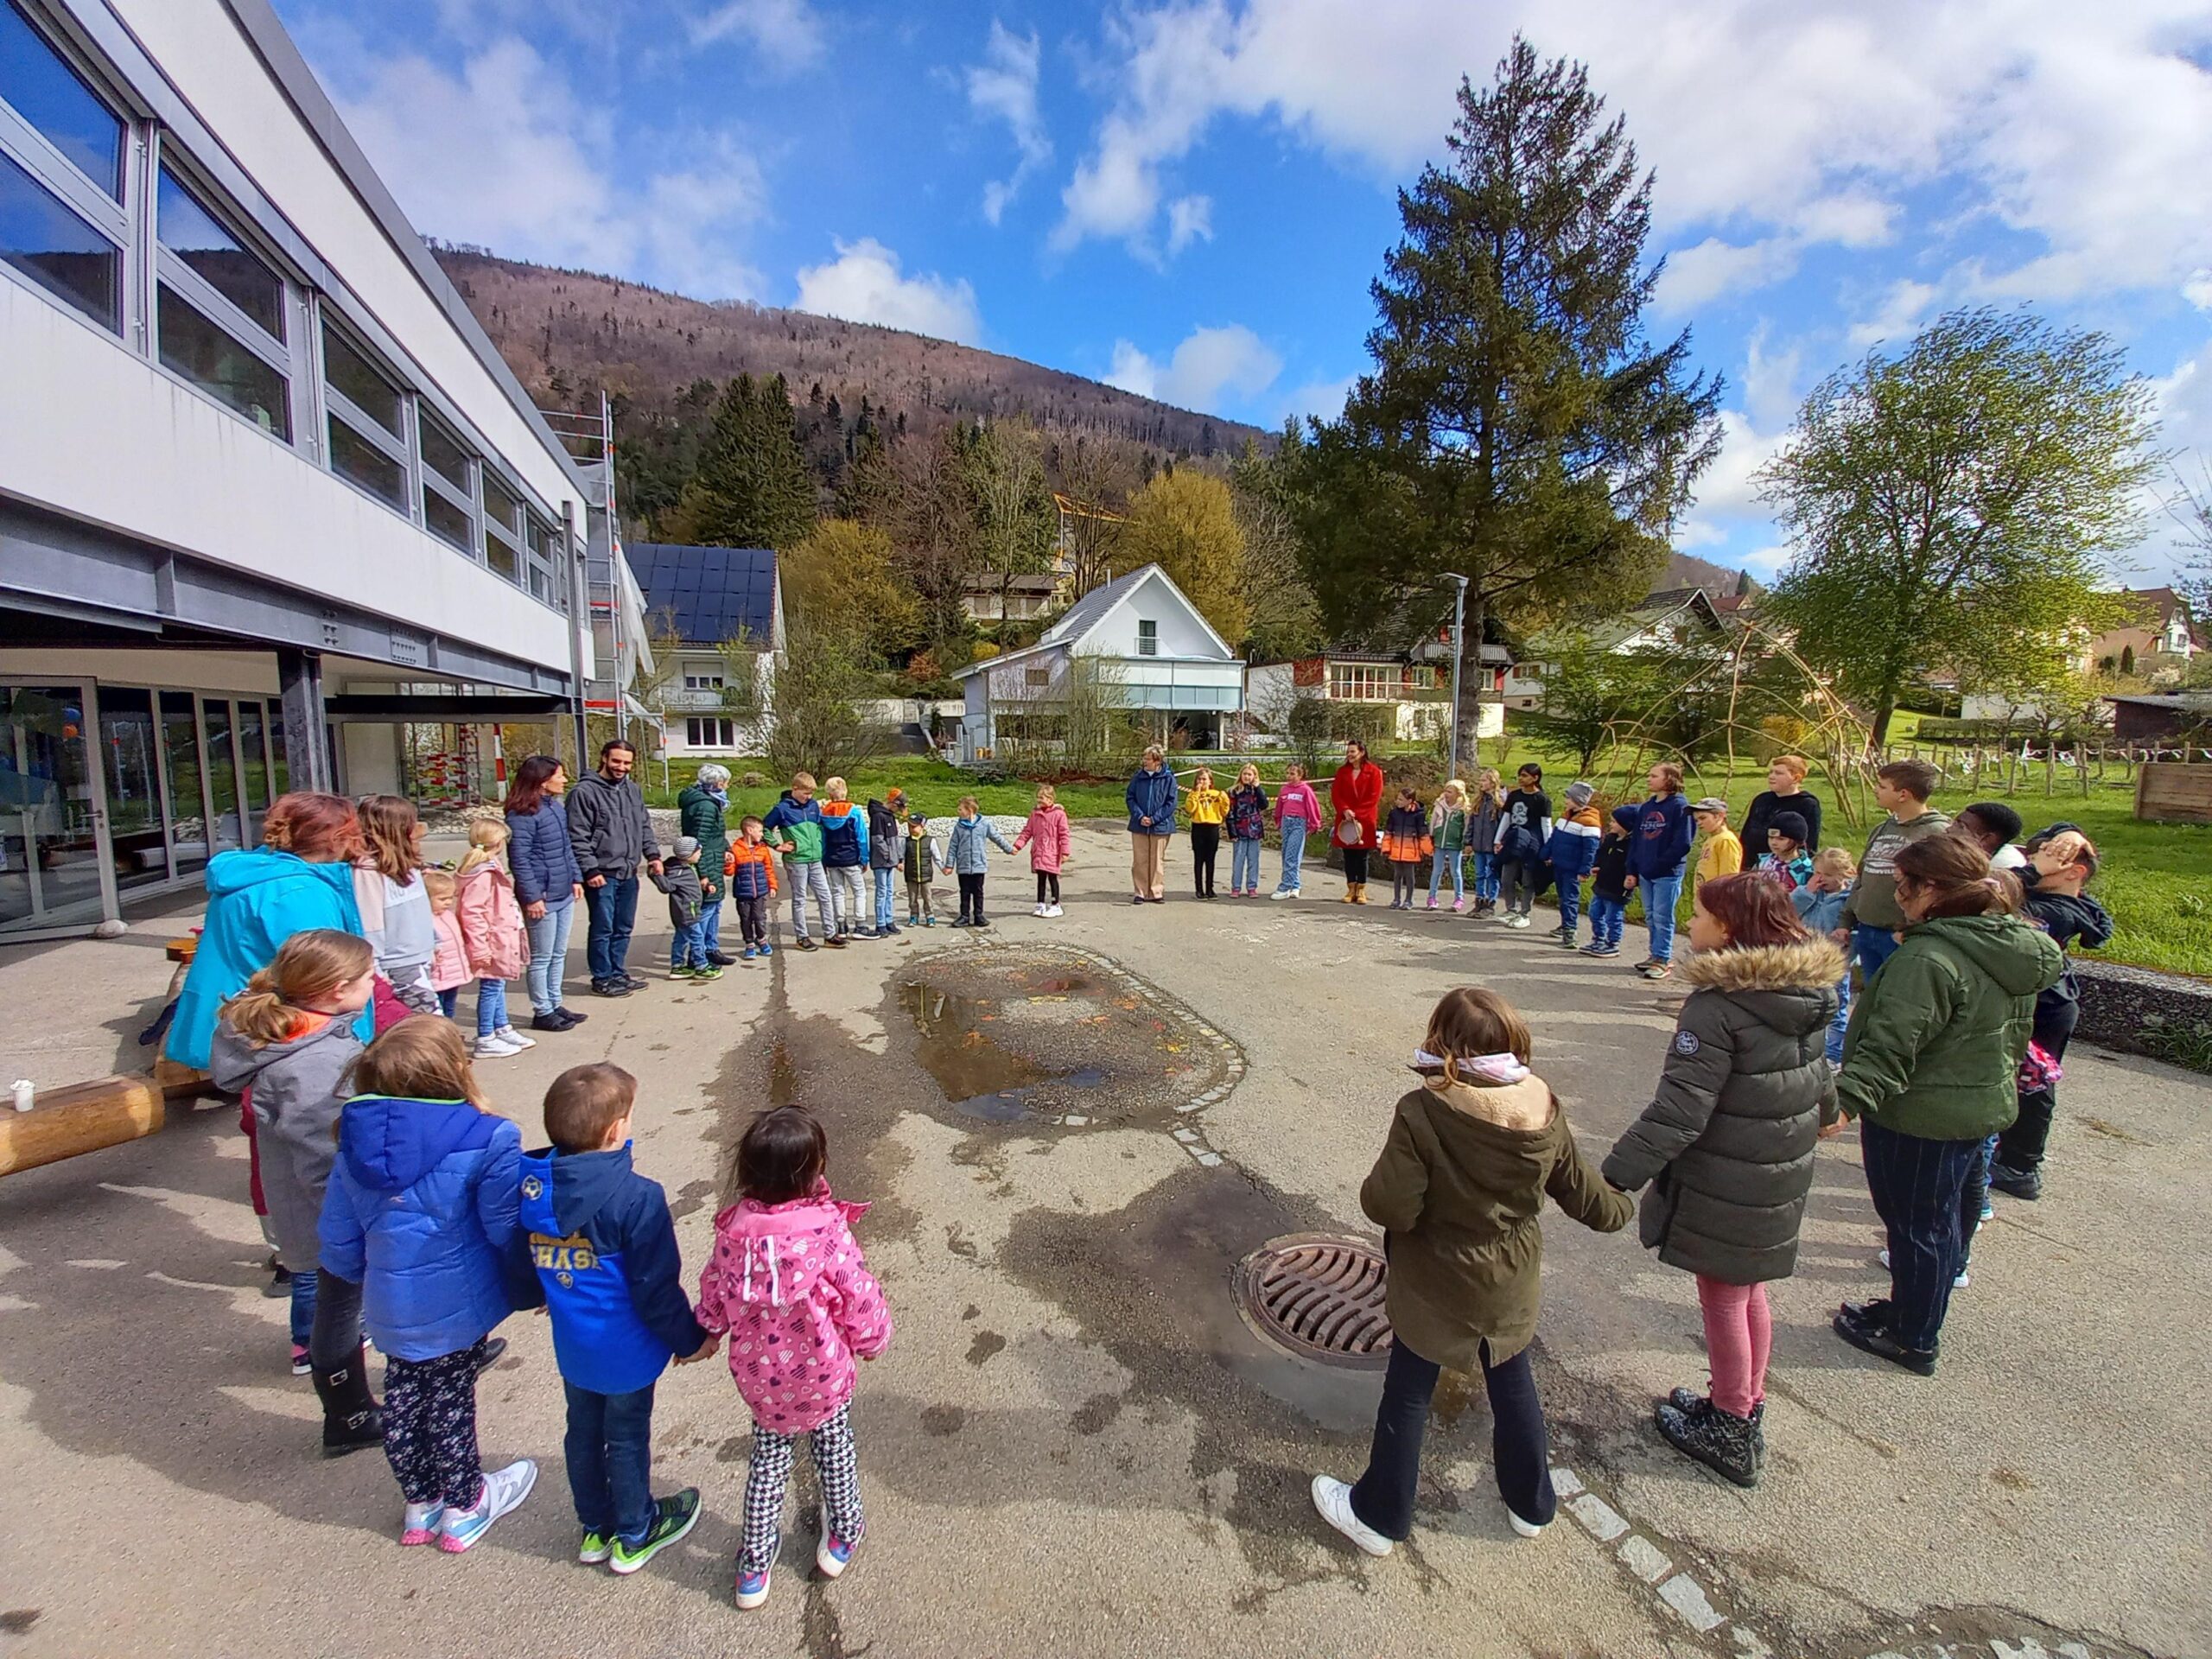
[319,1095,522,1362]
[1626,793,1694,880]
[1126,766,1177,835]
[819,803,870,869]
[168,849,371,1071]
[945,815,1014,874]
[506,798,583,908]
[518,1143,706,1395]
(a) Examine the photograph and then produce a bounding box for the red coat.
[1330,761,1386,852]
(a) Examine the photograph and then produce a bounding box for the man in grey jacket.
[566,739,664,997]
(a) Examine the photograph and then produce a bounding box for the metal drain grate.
[1232,1233,1392,1367]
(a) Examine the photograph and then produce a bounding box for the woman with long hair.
[1329,740,1385,904]
[354,794,438,1015]
[166,792,369,1071]
[504,754,586,1031]
[1830,836,2062,1376]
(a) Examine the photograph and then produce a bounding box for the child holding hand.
[1313,988,1630,1557]
[456,819,533,1058]
[1013,784,1073,917]
[696,1106,892,1611]
[423,870,471,1020]
[1380,788,1431,910]
[1602,874,1842,1487]
[944,797,1014,927]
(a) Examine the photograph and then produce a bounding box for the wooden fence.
[1868,741,2212,800]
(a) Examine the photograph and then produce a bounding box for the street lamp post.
[1442,573,1470,782]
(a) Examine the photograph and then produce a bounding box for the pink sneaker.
[1452,897,1467,912]
[1425,897,1440,910]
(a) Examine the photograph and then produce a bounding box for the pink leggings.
[1695,1276,1772,1418]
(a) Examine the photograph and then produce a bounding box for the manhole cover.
[1232,1233,1392,1368]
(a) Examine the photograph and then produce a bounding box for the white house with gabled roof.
[954,563,1246,764]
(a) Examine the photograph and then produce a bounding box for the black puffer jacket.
[1602,937,1845,1285]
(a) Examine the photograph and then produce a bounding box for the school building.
[0,0,620,941]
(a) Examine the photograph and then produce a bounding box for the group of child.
[214,952,891,1608]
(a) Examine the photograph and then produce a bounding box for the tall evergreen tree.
[674,372,818,549]
[1294,37,1722,756]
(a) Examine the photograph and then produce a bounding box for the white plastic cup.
[11,1079,32,1113]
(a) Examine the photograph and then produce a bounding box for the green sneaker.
[608,1489,702,1576]
[690,965,722,982]
[578,1529,613,1565]
[669,964,697,980]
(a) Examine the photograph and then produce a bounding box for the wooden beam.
[0,1077,164,1178]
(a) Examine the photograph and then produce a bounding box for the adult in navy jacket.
[1624,762,1696,972]
[1125,747,1179,903]
[505,756,587,1032]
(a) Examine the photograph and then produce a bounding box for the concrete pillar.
[277,648,333,793]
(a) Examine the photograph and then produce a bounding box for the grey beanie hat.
[672,835,702,859]
[1565,781,1595,807]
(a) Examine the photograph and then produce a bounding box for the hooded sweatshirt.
[1840,806,1952,932]
[566,767,661,877]
[865,798,901,869]
[1626,793,1694,880]
[320,1095,523,1361]
[209,1012,364,1272]
[694,1185,893,1433]
[167,849,369,1071]
[518,1142,706,1396]
[1545,801,1604,884]
[1837,912,2065,1140]
[818,799,870,869]
[1592,808,1637,899]
[761,791,826,864]
[1602,938,1844,1284]
[652,859,704,930]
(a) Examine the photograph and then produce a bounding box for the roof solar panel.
[630,543,777,645]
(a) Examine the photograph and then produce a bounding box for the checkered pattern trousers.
[739,1402,862,1574]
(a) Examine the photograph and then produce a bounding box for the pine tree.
[1294,36,1722,758]
[676,372,819,550]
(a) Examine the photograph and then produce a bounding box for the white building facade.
[0,0,604,938]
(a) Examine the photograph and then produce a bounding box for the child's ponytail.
[219,929,374,1046]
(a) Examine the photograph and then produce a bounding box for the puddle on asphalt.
[895,946,1231,1130]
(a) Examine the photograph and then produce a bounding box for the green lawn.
[648,748,2209,977]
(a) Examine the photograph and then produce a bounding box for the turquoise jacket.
[167,849,372,1071]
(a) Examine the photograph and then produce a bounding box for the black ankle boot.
[314,1344,384,1457]
[1655,1396,1758,1488]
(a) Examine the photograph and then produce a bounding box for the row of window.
[0,0,567,610]
[1328,664,1437,700]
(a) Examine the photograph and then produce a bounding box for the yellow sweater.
[1695,827,1743,890]
[1185,787,1230,825]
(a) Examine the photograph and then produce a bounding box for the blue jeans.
[524,895,575,1014]
[1587,892,1625,948]
[1230,836,1262,891]
[476,978,508,1037]
[1427,848,1464,903]
[1275,819,1308,891]
[874,867,897,928]
[1556,877,1581,934]
[1827,974,1852,1065]
[288,1267,318,1349]
[583,874,639,982]
[672,918,709,969]
[436,987,458,1018]
[1855,923,1901,987]
[1641,873,1683,963]
[1471,850,1498,902]
[563,1380,658,1545]
[1860,1122,1981,1351]
[700,895,723,954]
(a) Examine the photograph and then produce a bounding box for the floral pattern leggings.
[383,1346,484,1510]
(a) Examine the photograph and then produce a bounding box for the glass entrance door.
[98,686,171,894]
[0,683,105,935]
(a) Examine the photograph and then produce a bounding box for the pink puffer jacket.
[454,861,526,982]
[696,1184,892,1433]
[1013,804,1072,873]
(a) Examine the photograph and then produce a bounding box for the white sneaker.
[1505,1504,1549,1538]
[496,1026,536,1049]
[438,1458,537,1552]
[1310,1474,1392,1557]
[1270,888,1290,899]
[1046,905,1064,918]
[472,1033,523,1059]
[1877,1246,1969,1289]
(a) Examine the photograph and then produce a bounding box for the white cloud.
[969,21,1051,224]
[1105,323,1283,411]
[1166,194,1214,254]
[1652,237,1801,314]
[1274,372,1355,425]
[310,33,765,299]
[2184,269,2212,312]
[792,238,983,345]
[1052,0,2212,302]
[1847,277,1940,348]
[1739,323,1804,432]
[691,0,824,74]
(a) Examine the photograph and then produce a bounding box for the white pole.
[1444,573,1468,781]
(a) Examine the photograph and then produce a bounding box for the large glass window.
[482,526,518,580]
[329,416,404,507]
[159,690,208,876]
[481,475,521,535]
[0,148,117,330]
[423,486,472,550]
[322,325,401,437]
[97,687,170,893]
[157,285,289,437]
[0,1,122,199]
[321,321,408,508]
[200,698,241,852]
[419,414,471,494]
[157,166,283,342]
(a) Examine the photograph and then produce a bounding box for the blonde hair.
[219,930,373,1047]
[1035,784,1058,807]
[357,794,421,884]
[1194,766,1214,789]
[1142,745,1165,763]
[957,794,980,816]
[422,868,458,910]
[1440,778,1465,804]
[1237,763,1259,786]
[455,817,510,880]
[791,770,817,790]
[824,776,849,802]
[1474,767,1502,802]
[352,1015,483,1108]
[1814,846,1857,880]
[1424,987,1533,1076]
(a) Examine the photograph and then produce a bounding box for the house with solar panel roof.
[954,563,1246,764]
[626,543,785,759]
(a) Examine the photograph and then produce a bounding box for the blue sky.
[271,0,2212,584]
